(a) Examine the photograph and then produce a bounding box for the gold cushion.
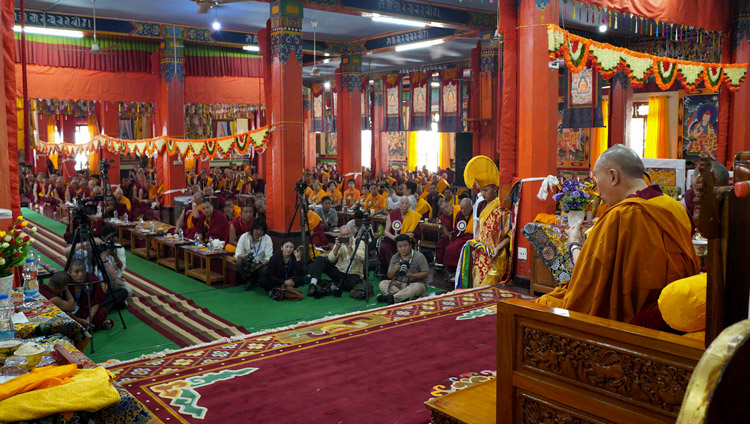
[658,273,706,333]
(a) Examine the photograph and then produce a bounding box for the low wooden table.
[235,194,255,207]
[154,235,193,272]
[129,221,173,261]
[103,218,137,246]
[424,378,496,424]
[183,245,229,286]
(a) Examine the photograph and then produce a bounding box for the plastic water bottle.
[178,228,184,241]
[113,210,118,221]
[0,294,13,340]
[22,258,37,283]
[207,237,214,251]
[139,217,144,228]
[123,212,129,223]
[97,203,102,215]
[150,221,156,232]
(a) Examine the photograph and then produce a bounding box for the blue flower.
[571,191,580,198]
[583,192,590,198]
[552,193,563,202]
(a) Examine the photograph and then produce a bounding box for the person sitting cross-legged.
[377,234,429,305]
[236,219,273,290]
[258,240,305,301]
[307,225,366,299]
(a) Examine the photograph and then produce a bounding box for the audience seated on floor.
[39,271,77,315]
[67,259,113,332]
[236,219,273,290]
[379,196,422,274]
[258,239,305,301]
[196,199,229,243]
[228,205,254,247]
[377,234,429,305]
[314,196,338,232]
[307,225,366,299]
[537,145,699,325]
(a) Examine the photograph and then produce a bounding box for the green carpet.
[23,208,441,363]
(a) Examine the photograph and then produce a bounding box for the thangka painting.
[387,132,406,161]
[326,133,337,155]
[683,94,719,160]
[570,69,593,106]
[557,102,590,168]
[646,167,680,198]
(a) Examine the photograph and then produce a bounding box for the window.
[361,129,372,170]
[416,117,440,172]
[74,124,90,171]
[629,102,648,157]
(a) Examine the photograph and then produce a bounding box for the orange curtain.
[645,96,669,159]
[438,132,451,170]
[591,99,608,168]
[407,132,418,171]
[87,115,100,174]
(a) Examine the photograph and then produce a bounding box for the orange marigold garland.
[703,66,724,91]
[653,61,678,90]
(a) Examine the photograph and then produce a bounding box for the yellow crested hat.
[464,155,498,189]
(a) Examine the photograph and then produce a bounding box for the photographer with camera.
[306,225,366,298]
[236,219,273,290]
[377,234,429,305]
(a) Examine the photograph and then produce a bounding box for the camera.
[72,195,104,222]
[99,158,114,174]
[338,237,350,245]
[396,261,409,277]
[295,179,307,194]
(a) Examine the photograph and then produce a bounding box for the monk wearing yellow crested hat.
[456,156,511,288]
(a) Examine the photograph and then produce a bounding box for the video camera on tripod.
[71,196,104,223]
[99,158,114,174]
[295,179,307,194]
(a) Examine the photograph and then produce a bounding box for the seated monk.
[196,199,230,242]
[114,188,132,212]
[415,196,432,220]
[342,179,360,209]
[175,192,205,239]
[103,195,127,219]
[306,209,329,247]
[326,181,342,209]
[438,198,474,270]
[537,145,699,323]
[228,205,254,246]
[379,196,422,274]
[308,182,327,205]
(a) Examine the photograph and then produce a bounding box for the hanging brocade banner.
[361,77,370,130]
[439,67,463,133]
[331,88,338,133]
[312,83,325,132]
[561,67,604,129]
[409,70,432,132]
[382,73,403,132]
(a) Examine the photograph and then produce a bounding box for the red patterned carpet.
[108,287,535,423]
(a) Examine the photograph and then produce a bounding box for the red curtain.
[184,55,263,78]
[184,76,264,104]
[14,39,154,73]
[571,0,730,32]
[3,0,20,217]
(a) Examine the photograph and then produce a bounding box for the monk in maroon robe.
[196,200,230,242]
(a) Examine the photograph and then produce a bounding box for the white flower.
[30,227,37,233]
[1,243,8,249]
[28,238,34,244]
[0,258,5,265]
[3,235,10,242]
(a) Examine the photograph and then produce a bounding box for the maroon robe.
[72,272,109,327]
[230,217,253,243]
[197,211,230,242]
[443,210,474,269]
[435,213,454,265]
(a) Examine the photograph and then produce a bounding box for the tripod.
[342,215,375,301]
[286,186,317,267]
[64,205,127,354]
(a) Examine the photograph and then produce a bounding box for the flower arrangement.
[0,216,37,277]
[552,179,597,212]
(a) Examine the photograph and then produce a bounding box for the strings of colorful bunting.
[547,25,748,92]
[35,124,273,158]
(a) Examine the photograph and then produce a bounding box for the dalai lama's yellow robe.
[537,193,699,323]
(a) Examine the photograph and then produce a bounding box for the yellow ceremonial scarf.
[416,197,432,217]
[419,190,429,200]
[236,180,244,192]
[392,208,421,234]
[307,209,322,230]
[452,205,474,235]
[122,196,132,211]
[148,185,157,201]
[187,211,196,229]
[436,179,449,193]
[387,177,396,185]
[232,204,241,219]
[305,187,314,198]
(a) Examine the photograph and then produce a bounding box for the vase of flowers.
[0,216,37,296]
[552,179,596,227]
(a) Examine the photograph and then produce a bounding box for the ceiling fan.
[194,0,248,14]
[54,0,121,54]
[310,21,320,76]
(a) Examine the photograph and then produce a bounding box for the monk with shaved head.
[537,145,699,325]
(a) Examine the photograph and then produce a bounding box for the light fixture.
[324,81,331,90]
[323,58,330,63]
[13,25,84,38]
[395,39,444,52]
[243,45,260,52]
[212,5,221,30]
[371,14,426,28]
[324,53,330,57]
[430,81,440,88]
[598,24,607,33]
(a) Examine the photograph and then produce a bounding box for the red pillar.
[498,0,519,184]
[371,79,387,174]
[155,27,187,207]
[262,0,304,233]
[335,54,363,180]
[608,73,632,146]
[514,0,559,279]
[97,102,120,185]
[304,89,316,170]
[728,15,750,163]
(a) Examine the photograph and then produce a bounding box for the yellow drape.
[16,98,24,150]
[47,118,59,169]
[438,133,451,170]
[591,99,609,168]
[645,96,669,159]
[407,132,418,171]
[87,115,100,174]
